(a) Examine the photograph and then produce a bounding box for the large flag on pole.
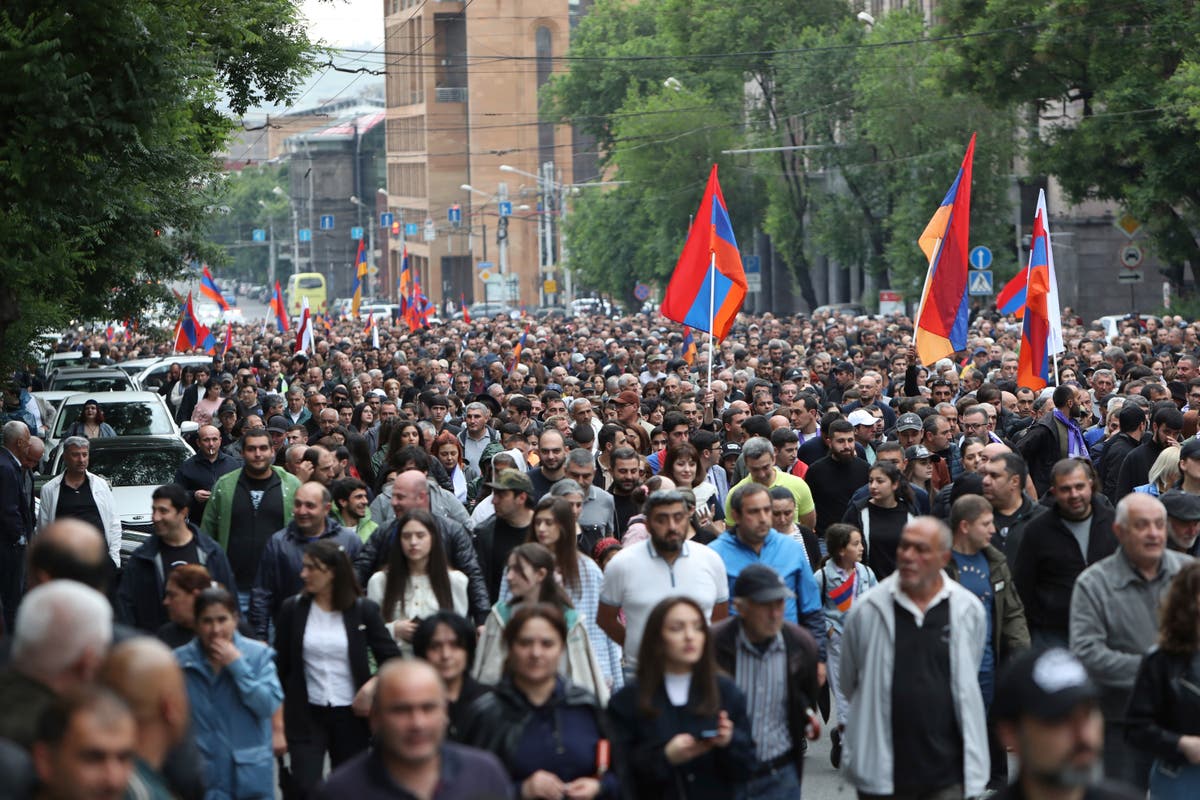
[351,238,367,318]
[199,266,231,311]
[915,134,976,366]
[680,327,697,366]
[295,297,314,354]
[173,293,210,353]
[270,281,290,333]
[660,165,746,343]
[1017,189,1065,390]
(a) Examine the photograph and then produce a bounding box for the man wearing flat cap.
[991,647,1138,800]
[1160,488,1200,556]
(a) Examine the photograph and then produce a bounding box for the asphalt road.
[802,716,858,800]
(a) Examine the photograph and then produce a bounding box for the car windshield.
[51,375,131,393]
[84,447,188,487]
[54,400,174,437]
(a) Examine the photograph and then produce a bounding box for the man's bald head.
[27,519,108,590]
[980,442,1011,464]
[391,470,431,515]
[100,639,189,761]
[21,436,44,469]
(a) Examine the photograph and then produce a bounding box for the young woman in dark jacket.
[1126,561,1200,795]
[607,596,754,800]
[412,611,490,743]
[462,604,618,799]
[274,540,401,796]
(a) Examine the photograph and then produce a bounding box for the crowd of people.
[2,303,1200,799]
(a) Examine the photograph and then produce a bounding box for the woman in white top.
[367,508,468,655]
[274,540,400,796]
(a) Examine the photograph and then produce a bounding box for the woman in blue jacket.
[607,596,754,800]
[176,586,283,800]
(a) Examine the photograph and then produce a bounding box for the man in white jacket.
[840,516,990,799]
[38,436,121,568]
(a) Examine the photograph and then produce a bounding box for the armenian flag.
[915,134,976,366]
[270,281,289,333]
[509,325,529,375]
[397,246,411,316]
[996,268,1029,318]
[173,293,210,353]
[680,327,697,366]
[199,266,231,311]
[660,165,746,342]
[1017,189,1064,391]
[828,571,857,614]
[351,238,367,318]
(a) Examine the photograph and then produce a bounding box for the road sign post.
[967,270,994,296]
[319,215,335,231]
[969,246,992,270]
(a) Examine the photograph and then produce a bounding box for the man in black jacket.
[1017,386,1089,497]
[172,424,241,522]
[712,565,820,788]
[1098,404,1145,502]
[1013,459,1117,649]
[1113,404,1182,500]
[117,484,236,633]
[353,470,490,624]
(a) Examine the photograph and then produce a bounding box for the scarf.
[1054,408,1089,459]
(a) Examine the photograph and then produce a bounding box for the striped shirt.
[734,627,792,762]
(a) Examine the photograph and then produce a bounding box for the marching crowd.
[3,304,1200,800]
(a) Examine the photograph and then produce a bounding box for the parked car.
[1097,313,1163,343]
[46,368,136,393]
[46,391,197,468]
[47,436,193,564]
[117,355,214,393]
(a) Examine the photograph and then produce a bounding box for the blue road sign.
[969,245,992,270]
[743,254,761,274]
[405,223,419,237]
[319,215,335,231]
[380,212,394,228]
[477,261,494,272]
[968,270,994,296]
[351,226,364,240]
[298,228,312,242]
[251,229,266,242]
[498,201,513,218]
[448,205,462,225]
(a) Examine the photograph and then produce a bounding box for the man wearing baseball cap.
[712,564,821,798]
[472,470,535,603]
[894,412,925,450]
[991,647,1137,800]
[847,408,879,466]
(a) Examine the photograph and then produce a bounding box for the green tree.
[0,0,314,367]
[939,0,1200,284]
[207,165,291,283]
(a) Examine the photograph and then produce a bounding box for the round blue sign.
[969,245,993,270]
[633,283,651,301]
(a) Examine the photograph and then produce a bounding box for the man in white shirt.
[597,489,729,670]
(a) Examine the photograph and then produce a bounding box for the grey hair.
[741,436,775,462]
[2,420,30,446]
[62,435,91,451]
[465,402,490,418]
[550,479,585,498]
[565,449,595,469]
[1115,493,1166,529]
[908,515,953,552]
[13,580,112,677]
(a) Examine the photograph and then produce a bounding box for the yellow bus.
[287,273,327,316]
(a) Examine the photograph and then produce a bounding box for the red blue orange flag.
[660,165,746,343]
[221,322,233,357]
[681,327,697,366]
[173,293,210,353]
[397,246,411,315]
[351,238,367,318]
[270,281,289,333]
[915,134,976,365]
[1017,189,1064,391]
[996,267,1028,318]
[200,266,230,311]
[509,325,529,375]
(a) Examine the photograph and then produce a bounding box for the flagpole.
[707,251,716,390]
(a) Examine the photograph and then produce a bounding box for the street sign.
[879,290,904,316]
[477,261,494,272]
[319,215,335,230]
[1117,271,1144,284]
[969,245,992,270]
[633,283,651,302]
[423,217,436,242]
[1114,213,1142,239]
[350,226,364,240]
[298,228,312,242]
[543,279,558,295]
[479,270,492,282]
[448,204,462,227]
[380,212,394,228]
[252,229,266,242]
[968,270,994,295]
[1120,244,1144,268]
[746,274,762,292]
[405,223,419,237]
[498,201,513,218]
[743,255,761,274]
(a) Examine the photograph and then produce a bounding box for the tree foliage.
[207,165,292,284]
[939,0,1200,284]
[0,0,315,368]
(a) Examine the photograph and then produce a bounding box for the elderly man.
[840,517,990,799]
[564,449,617,551]
[1069,493,1189,790]
[457,401,499,473]
[0,419,32,630]
[38,436,121,569]
[1159,489,1200,556]
[173,424,242,521]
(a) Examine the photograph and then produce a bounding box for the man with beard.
[801,420,870,538]
[1159,489,1200,556]
[1018,386,1093,498]
[526,428,567,501]
[1013,460,1117,648]
[608,446,643,536]
[1113,405,1183,499]
[991,647,1137,800]
[597,489,728,668]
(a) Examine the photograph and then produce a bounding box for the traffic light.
[391,221,401,238]
[496,216,508,243]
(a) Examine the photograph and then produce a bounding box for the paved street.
[803,715,856,800]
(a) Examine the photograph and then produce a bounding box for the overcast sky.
[301,0,383,48]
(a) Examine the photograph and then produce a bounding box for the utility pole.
[267,216,277,288]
